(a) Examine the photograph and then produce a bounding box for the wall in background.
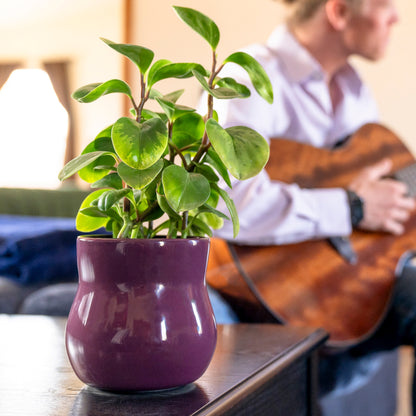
[0,0,123,156]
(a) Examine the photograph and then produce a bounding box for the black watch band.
[346,190,364,228]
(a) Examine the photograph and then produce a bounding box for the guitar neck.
[393,162,416,197]
[266,123,415,190]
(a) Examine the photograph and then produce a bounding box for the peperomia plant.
[58,6,273,239]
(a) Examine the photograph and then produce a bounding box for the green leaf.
[206,119,270,180]
[204,147,231,188]
[223,52,273,104]
[76,189,109,232]
[58,151,116,181]
[196,212,223,231]
[79,207,108,218]
[193,70,246,100]
[112,117,168,169]
[141,109,168,123]
[211,183,239,238]
[72,79,132,103]
[78,136,117,183]
[193,162,219,182]
[215,77,250,98]
[149,62,208,87]
[188,217,213,237]
[173,6,220,50]
[91,172,123,189]
[162,165,210,212]
[171,112,205,148]
[95,124,114,140]
[142,207,165,223]
[155,97,195,121]
[156,185,181,220]
[147,59,172,85]
[97,188,132,212]
[197,203,229,220]
[163,89,185,103]
[118,159,164,190]
[101,38,154,74]
[148,88,163,99]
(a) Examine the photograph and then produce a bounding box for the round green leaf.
[223,52,273,104]
[76,189,109,232]
[172,112,205,143]
[118,159,164,190]
[173,6,220,50]
[112,117,168,170]
[206,119,270,180]
[162,165,210,212]
[72,79,132,103]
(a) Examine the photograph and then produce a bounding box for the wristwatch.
[346,190,364,228]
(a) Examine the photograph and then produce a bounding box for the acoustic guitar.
[206,123,416,348]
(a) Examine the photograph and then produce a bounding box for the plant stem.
[123,197,130,213]
[131,226,139,238]
[182,211,188,235]
[136,73,149,122]
[170,141,188,169]
[191,50,218,168]
[134,200,159,223]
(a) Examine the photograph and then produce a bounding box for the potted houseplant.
[59,5,273,392]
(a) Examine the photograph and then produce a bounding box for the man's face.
[343,0,399,60]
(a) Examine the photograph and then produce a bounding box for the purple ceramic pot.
[65,236,217,392]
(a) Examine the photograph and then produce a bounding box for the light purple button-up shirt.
[211,25,379,245]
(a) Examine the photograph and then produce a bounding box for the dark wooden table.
[0,315,327,415]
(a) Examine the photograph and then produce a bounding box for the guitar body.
[207,123,416,347]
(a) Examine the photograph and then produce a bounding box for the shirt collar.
[266,25,363,96]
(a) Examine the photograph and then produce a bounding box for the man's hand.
[348,158,416,235]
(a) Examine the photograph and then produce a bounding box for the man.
[214,0,413,245]
[212,0,416,412]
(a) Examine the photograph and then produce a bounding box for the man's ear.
[326,0,351,30]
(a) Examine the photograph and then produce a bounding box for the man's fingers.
[363,158,393,181]
[383,218,404,235]
[395,196,416,211]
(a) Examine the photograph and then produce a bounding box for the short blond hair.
[277,0,361,24]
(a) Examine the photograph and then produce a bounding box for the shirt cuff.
[302,188,352,237]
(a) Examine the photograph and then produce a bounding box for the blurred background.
[0,0,413,189]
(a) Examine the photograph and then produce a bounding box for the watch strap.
[346,190,364,228]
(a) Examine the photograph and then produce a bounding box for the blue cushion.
[0,215,81,284]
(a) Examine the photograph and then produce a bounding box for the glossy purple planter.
[65,236,217,392]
